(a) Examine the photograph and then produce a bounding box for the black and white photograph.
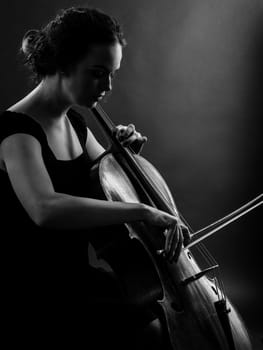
[0,1,262,349]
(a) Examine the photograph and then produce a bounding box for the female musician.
[0,7,190,349]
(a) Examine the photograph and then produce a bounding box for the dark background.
[0,0,262,347]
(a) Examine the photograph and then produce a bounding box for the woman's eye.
[87,69,118,80]
[91,70,107,79]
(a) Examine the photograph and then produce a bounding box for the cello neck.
[90,104,176,215]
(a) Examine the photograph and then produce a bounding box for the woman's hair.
[21,7,126,81]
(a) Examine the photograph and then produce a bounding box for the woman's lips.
[93,95,104,101]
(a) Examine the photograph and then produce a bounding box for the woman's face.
[61,42,123,108]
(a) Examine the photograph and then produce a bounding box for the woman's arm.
[1,133,146,230]
[1,132,190,261]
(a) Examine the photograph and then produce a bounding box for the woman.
[0,6,190,349]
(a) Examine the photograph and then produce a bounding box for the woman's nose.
[101,75,112,92]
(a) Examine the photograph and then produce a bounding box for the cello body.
[88,152,252,350]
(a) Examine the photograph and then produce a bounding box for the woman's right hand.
[143,205,191,263]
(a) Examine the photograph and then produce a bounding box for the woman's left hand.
[114,124,147,154]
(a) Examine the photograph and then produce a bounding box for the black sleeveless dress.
[0,109,164,349]
[0,109,93,281]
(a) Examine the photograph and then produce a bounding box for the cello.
[78,104,261,349]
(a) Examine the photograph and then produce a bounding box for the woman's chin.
[91,101,98,108]
[77,99,97,109]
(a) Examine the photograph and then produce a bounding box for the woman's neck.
[30,77,71,119]
[10,75,71,124]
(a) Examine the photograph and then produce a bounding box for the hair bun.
[21,29,40,56]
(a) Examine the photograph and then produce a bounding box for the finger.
[171,227,183,263]
[115,125,124,132]
[167,226,182,262]
[121,133,138,146]
[165,227,178,262]
[166,226,183,263]
[167,225,183,262]
[164,221,177,256]
[125,124,135,137]
[120,124,135,140]
[114,125,125,139]
[119,126,136,142]
[181,225,191,246]
[121,129,146,145]
[122,133,147,147]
